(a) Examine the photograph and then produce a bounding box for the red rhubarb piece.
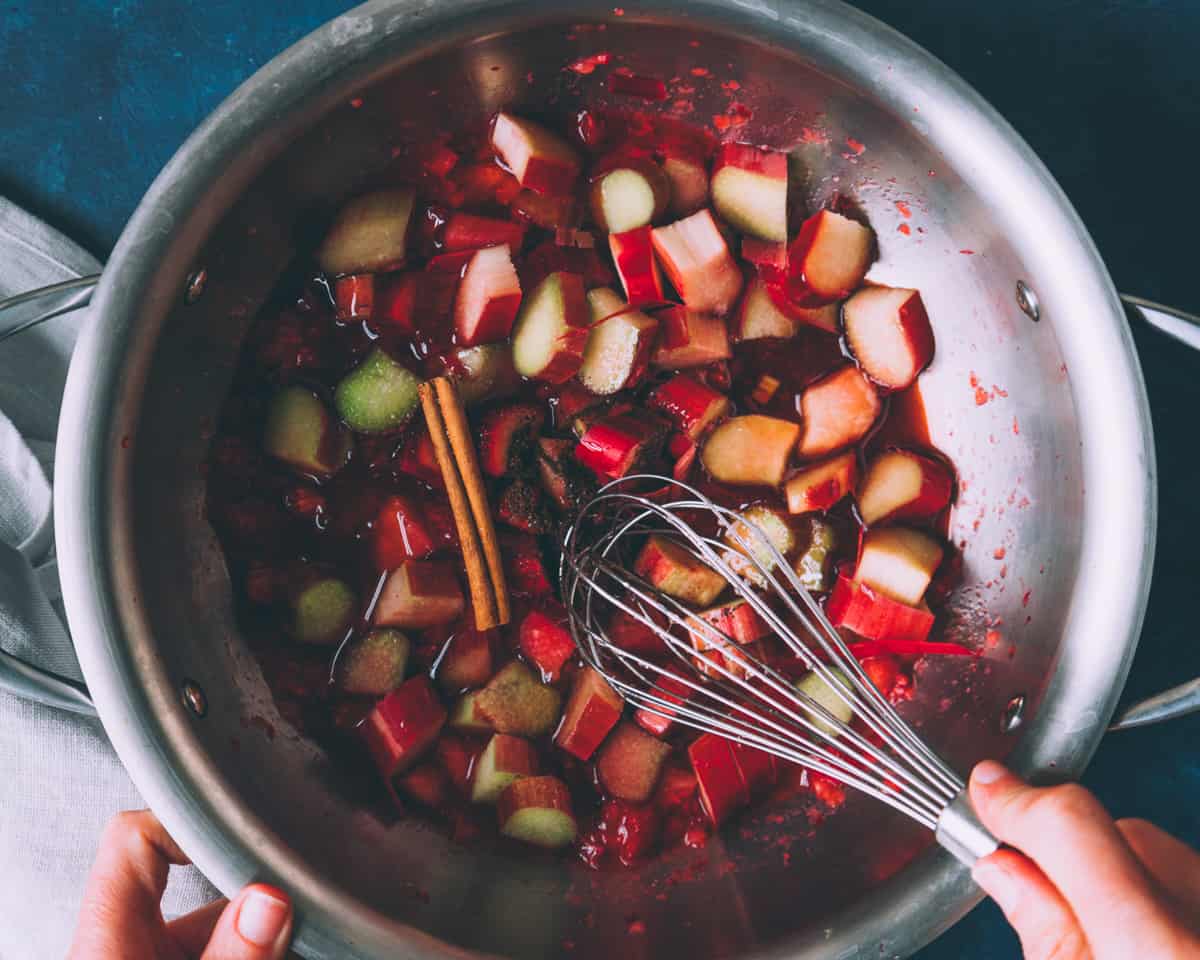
[843,286,934,390]
[442,213,527,253]
[651,209,743,314]
[857,448,954,525]
[688,733,749,825]
[373,560,466,629]
[360,675,447,778]
[518,606,576,682]
[453,244,522,346]
[556,666,623,760]
[786,209,875,306]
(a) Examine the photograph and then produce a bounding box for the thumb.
[198,884,293,960]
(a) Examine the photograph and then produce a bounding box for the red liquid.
[204,102,960,868]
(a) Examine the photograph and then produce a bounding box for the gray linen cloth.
[0,198,217,959]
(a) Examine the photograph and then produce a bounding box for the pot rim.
[54,1,1156,957]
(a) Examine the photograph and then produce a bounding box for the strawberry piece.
[634,671,693,736]
[608,608,669,657]
[453,245,522,346]
[394,429,442,486]
[518,605,576,682]
[442,213,527,253]
[501,532,553,596]
[497,480,554,535]
[373,272,422,334]
[478,402,545,478]
[535,436,596,511]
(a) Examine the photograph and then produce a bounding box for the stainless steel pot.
[6,0,1199,956]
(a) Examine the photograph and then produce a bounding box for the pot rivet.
[1015,280,1040,322]
[182,679,208,718]
[185,268,208,304]
[1002,694,1026,733]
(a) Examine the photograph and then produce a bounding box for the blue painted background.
[2,1,1199,957]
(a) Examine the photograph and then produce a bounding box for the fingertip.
[235,885,292,949]
[968,761,1022,809]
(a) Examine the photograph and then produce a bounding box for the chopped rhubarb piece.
[337,629,409,696]
[450,691,492,733]
[688,734,749,825]
[695,599,771,646]
[793,301,841,335]
[398,763,451,809]
[334,348,422,435]
[591,798,661,866]
[700,415,800,487]
[607,71,669,101]
[511,189,576,230]
[518,606,576,682]
[734,275,797,341]
[579,288,659,394]
[511,271,591,382]
[827,574,936,643]
[536,436,596,510]
[475,661,562,736]
[442,213,526,253]
[435,625,495,692]
[454,244,522,346]
[591,162,671,233]
[661,153,709,218]
[785,451,860,514]
[373,560,465,629]
[360,675,447,778]
[794,667,854,736]
[634,672,693,736]
[575,412,667,480]
[596,722,672,803]
[609,225,667,305]
[497,480,554,535]
[858,448,954,525]
[556,666,623,760]
[371,494,437,571]
[843,286,934,389]
[634,534,726,606]
[786,209,875,306]
[471,733,539,804]
[854,527,945,606]
[478,402,545,478]
[502,532,553,596]
[723,504,797,583]
[333,273,375,321]
[292,577,356,646]
[751,374,781,406]
[711,143,788,241]
[741,236,787,269]
[263,386,351,478]
[651,209,744,314]
[648,374,730,441]
[435,734,477,794]
[425,249,476,275]
[730,740,778,794]
[491,112,581,196]
[798,366,882,457]
[498,775,578,848]
[318,188,415,276]
[439,343,519,407]
[651,308,732,369]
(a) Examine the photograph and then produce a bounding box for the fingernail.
[237,886,290,947]
[971,760,1009,786]
[973,859,1020,914]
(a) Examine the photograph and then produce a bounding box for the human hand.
[69,809,294,959]
[969,760,1200,959]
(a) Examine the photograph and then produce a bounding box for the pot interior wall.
[127,13,1078,959]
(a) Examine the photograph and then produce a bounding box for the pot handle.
[1108,295,1200,731]
[0,277,100,716]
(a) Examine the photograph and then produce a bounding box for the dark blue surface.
[3,2,1199,957]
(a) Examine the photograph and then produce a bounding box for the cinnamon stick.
[419,381,499,630]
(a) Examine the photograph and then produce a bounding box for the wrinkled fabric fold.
[0,197,216,959]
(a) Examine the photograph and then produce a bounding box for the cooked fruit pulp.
[205,102,961,868]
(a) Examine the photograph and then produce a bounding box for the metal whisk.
[560,475,999,867]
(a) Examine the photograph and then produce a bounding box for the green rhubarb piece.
[263,386,351,477]
[334,348,422,434]
[450,691,493,733]
[795,667,854,737]
[317,188,415,276]
[475,661,562,737]
[336,629,409,695]
[293,577,357,645]
[447,344,519,407]
[793,517,838,593]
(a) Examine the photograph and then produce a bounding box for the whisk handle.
[936,791,1000,866]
